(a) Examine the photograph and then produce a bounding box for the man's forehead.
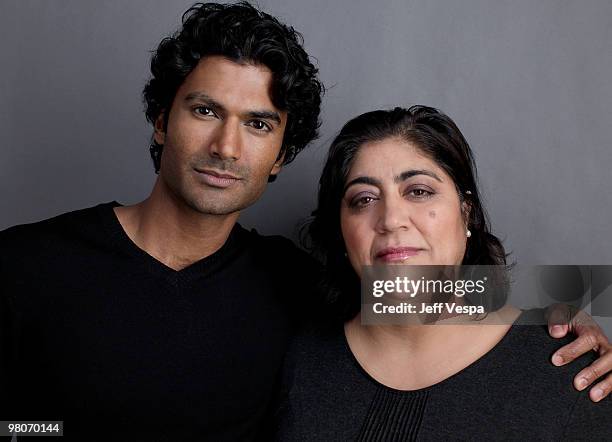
[178,56,281,110]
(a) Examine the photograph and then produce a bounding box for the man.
[1,3,321,440]
[0,2,610,441]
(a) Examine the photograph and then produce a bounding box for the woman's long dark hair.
[302,106,508,321]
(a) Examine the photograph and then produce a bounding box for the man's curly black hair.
[143,2,323,177]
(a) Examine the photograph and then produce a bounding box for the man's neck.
[114,180,240,271]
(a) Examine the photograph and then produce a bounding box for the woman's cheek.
[341,216,370,271]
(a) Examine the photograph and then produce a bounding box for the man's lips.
[375,247,422,262]
[194,168,242,188]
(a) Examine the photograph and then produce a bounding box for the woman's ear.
[461,200,472,228]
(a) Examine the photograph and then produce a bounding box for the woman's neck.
[344,306,521,391]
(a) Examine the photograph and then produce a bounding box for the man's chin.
[189,202,244,216]
[172,183,263,217]
[184,194,253,217]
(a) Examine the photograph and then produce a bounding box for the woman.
[273,106,611,440]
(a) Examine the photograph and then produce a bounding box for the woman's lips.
[375,247,422,263]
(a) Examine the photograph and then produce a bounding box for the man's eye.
[249,120,271,132]
[194,106,215,117]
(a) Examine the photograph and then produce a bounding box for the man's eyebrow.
[184,92,281,124]
[246,110,282,125]
[344,176,382,193]
[394,169,443,183]
[184,92,225,112]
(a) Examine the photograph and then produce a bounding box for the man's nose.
[210,119,242,161]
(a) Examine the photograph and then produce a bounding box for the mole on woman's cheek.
[429,210,436,219]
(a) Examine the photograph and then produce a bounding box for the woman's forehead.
[347,138,443,180]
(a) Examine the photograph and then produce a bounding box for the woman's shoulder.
[486,309,596,377]
[506,309,594,364]
[471,310,608,410]
[504,315,611,437]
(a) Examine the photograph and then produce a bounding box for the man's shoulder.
[238,228,324,316]
[240,227,316,263]
[0,202,116,253]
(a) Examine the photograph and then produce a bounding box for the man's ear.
[153,112,166,145]
[270,149,286,177]
[267,150,285,183]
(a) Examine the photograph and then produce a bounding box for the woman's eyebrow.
[344,169,442,194]
[394,169,443,183]
[343,176,381,193]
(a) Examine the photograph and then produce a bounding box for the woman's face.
[340,137,469,275]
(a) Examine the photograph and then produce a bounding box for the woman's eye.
[405,187,434,199]
[350,195,377,208]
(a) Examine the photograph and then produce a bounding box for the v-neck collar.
[97,201,245,286]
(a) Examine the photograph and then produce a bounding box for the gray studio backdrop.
[1,0,610,335]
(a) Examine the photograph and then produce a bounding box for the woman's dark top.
[273,311,611,441]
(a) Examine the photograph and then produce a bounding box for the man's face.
[154,56,287,215]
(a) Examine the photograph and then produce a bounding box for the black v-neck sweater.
[272,312,612,441]
[0,202,316,441]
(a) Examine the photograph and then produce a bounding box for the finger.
[569,308,602,332]
[546,303,572,338]
[568,310,606,353]
[552,332,600,366]
[574,350,612,390]
[589,374,611,403]
[549,323,569,339]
